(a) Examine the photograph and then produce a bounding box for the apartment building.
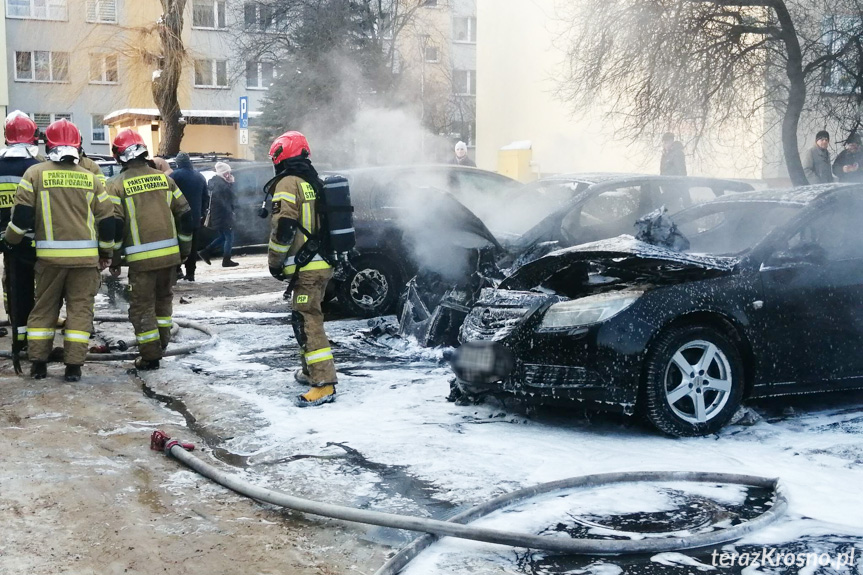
[1,9,8,118]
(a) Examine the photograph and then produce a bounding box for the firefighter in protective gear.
[4,119,115,381]
[0,111,41,368]
[108,130,192,371]
[267,131,337,406]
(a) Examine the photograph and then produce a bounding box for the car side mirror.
[765,243,827,268]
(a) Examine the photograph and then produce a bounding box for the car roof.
[704,183,863,206]
[537,173,755,192]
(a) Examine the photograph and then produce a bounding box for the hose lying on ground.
[150,432,787,568]
[0,315,216,361]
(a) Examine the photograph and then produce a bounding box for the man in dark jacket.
[832,134,863,182]
[660,132,687,176]
[199,162,238,267]
[801,131,833,184]
[169,152,209,281]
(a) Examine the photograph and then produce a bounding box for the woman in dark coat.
[199,162,239,267]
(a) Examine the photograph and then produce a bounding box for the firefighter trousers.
[291,268,337,385]
[128,267,176,361]
[27,264,100,366]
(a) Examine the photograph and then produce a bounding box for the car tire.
[642,325,744,437]
[336,255,401,318]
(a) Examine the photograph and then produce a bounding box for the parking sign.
[239,96,249,129]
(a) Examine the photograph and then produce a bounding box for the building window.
[453,17,476,43]
[194,59,228,87]
[424,43,440,63]
[15,51,70,83]
[86,0,116,23]
[422,0,438,6]
[244,2,274,31]
[89,54,118,84]
[453,69,476,95]
[30,113,72,135]
[823,15,863,94]
[246,61,274,89]
[91,115,107,143]
[192,0,226,29]
[6,0,67,20]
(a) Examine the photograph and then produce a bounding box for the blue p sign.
[239,96,249,129]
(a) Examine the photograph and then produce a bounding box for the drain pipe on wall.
[151,431,788,571]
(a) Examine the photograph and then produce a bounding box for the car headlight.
[539,292,642,330]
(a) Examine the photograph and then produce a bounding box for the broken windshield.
[674,202,802,256]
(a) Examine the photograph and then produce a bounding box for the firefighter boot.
[64,364,82,382]
[134,357,160,371]
[222,257,239,268]
[30,361,47,379]
[297,384,336,407]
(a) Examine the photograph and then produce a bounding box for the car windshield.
[674,202,802,255]
[480,180,583,239]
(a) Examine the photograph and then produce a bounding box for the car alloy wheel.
[642,325,744,437]
[663,340,732,425]
[350,268,389,309]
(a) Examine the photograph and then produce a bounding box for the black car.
[400,174,754,347]
[452,184,863,436]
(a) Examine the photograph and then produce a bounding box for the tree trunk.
[153,0,186,157]
[773,1,808,186]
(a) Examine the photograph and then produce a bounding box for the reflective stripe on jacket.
[4,161,113,267]
[108,162,191,272]
[267,175,332,275]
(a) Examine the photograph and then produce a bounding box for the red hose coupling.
[150,430,195,452]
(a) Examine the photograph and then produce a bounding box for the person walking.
[3,119,115,381]
[660,132,687,176]
[199,162,238,267]
[801,131,833,185]
[169,152,209,281]
[832,134,863,182]
[450,141,476,167]
[267,131,338,407]
[108,130,193,370]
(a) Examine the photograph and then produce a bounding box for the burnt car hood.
[500,235,738,291]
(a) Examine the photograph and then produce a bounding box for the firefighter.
[267,131,338,406]
[0,111,41,364]
[108,130,193,370]
[3,119,115,381]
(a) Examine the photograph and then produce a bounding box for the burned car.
[400,174,754,347]
[451,184,863,436]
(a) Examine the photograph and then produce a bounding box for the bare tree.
[151,0,187,156]
[558,0,863,185]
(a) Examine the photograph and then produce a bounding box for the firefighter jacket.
[0,151,41,229]
[4,161,114,267]
[108,162,192,272]
[79,155,107,188]
[268,175,332,276]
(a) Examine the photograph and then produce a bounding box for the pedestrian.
[107,130,193,371]
[832,134,863,182]
[198,162,238,267]
[169,152,208,281]
[451,141,476,167]
[801,131,833,185]
[267,131,338,407]
[2,119,116,381]
[0,111,41,365]
[660,132,687,176]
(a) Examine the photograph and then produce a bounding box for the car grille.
[522,364,603,389]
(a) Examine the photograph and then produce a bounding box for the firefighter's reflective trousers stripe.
[292,268,337,385]
[128,266,176,361]
[27,264,100,365]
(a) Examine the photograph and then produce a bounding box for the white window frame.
[246,61,274,90]
[453,17,477,44]
[14,50,70,83]
[91,114,108,144]
[194,59,229,88]
[424,43,440,63]
[244,2,275,31]
[85,0,117,23]
[29,112,73,135]
[453,69,476,96]
[192,0,227,30]
[6,0,68,21]
[89,53,119,84]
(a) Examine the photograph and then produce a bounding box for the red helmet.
[45,119,82,150]
[112,129,148,162]
[269,131,311,164]
[5,111,38,145]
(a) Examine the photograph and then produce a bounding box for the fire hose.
[0,314,216,361]
[150,431,788,573]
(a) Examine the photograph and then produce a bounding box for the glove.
[269,266,286,281]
